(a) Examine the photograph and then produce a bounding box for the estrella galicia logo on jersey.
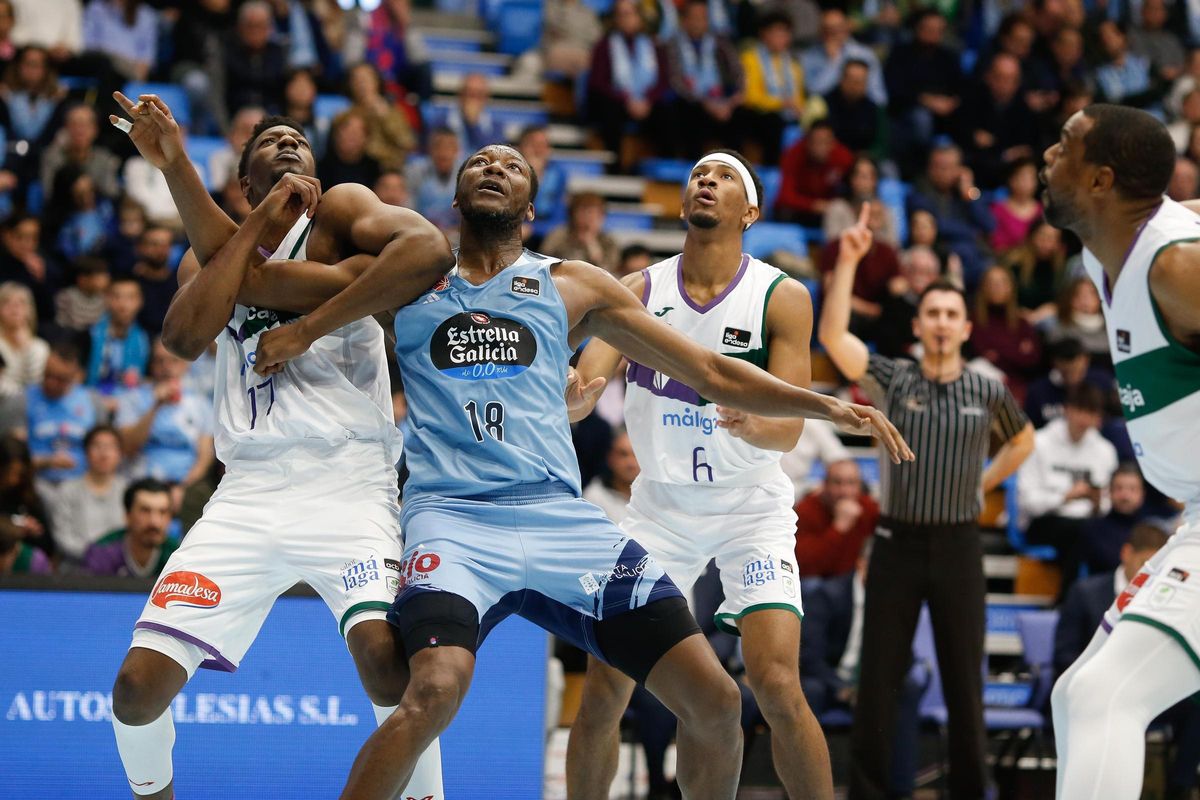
[236,306,299,343]
[511,276,540,296]
[1117,329,1131,353]
[431,311,537,380]
[722,327,751,349]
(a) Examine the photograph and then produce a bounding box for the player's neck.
[1082,199,1163,287]
[680,228,744,288]
[457,224,525,283]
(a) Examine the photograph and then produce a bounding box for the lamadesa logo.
[1119,384,1146,413]
[5,691,359,726]
[430,311,537,381]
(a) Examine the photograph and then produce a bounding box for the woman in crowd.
[317,108,382,189]
[989,157,1042,254]
[970,265,1042,403]
[346,61,417,170]
[0,281,47,400]
[905,208,962,283]
[824,156,898,247]
[541,192,621,274]
[49,424,126,566]
[0,46,66,165]
[1007,220,1067,328]
[1045,276,1111,365]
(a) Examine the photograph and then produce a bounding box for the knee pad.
[594,596,700,684]
[389,591,480,659]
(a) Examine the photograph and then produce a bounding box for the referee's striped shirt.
[860,354,1028,526]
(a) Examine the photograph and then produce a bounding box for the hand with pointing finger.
[109,91,187,171]
[837,201,874,265]
[565,367,606,418]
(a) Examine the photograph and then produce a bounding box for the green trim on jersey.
[693,272,786,406]
[339,600,393,637]
[288,219,314,259]
[760,272,788,344]
[714,602,802,636]
[1122,613,1200,673]
[1114,238,1200,420]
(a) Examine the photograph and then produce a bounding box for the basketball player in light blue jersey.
[253,143,912,800]
[564,150,835,800]
[105,94,452,800]
[1042,104,1200,799]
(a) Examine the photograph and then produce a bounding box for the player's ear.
[743,205,761,229]
[526,202,536,223]
[451,195,459,210]
[1092,165,1116,194]
[239,175,250,198]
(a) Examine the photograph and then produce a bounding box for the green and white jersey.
[214,214,402,464]
[1081,197,1200,512]
[624,254,789,487]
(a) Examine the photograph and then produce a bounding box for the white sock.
[112,708,176,796]
[372,704,445,799]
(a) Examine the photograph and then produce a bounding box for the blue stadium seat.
[581,0,614,13]
[429,57,510,77]
[639,159,692,183]
[758,166,781,214]
[877,176,910,244]
[424,36,484,54]
[436,0,477,12]
[185,135,226,192]
[490,105,549,132]
[496,1,543,55]
[605,210,654,231]
[781,123,803,152]
[314,94,352,123]
[743,221,805,260]
[123,82,190,129]
[548,157,605,180]
[1003,473,1056,560]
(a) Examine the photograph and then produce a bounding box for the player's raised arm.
[111,92,239,264]
[564,271,644,422]
[567,261,914,463]
[252,185,455,374]
[817,204,873,381]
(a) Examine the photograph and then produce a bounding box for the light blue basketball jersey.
[394,250,580,499]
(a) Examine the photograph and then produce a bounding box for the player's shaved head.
[1080,104,1176,201]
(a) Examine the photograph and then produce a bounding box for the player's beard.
[460,201,522,239]
[1042,183,1081,233]
[687,207,720,229]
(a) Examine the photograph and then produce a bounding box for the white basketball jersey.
[213,214,402,463]
[624,254,789,487]
[1081,197,1200,511]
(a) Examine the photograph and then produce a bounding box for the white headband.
[690,154,759,209]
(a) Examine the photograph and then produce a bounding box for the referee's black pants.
[849,521,987,800]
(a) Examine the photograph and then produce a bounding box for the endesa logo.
[151,572,222,609]
[430,311,537,381]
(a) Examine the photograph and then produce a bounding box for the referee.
[818,205,1035,800]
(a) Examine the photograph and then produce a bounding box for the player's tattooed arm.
[564,271,641,423]
[1149,241,1200,351]
[560,260,915,463]
[252,185,454,375]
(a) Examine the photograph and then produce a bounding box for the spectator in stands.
[1167,49,1200,120]
[1044,276,1110,362]
[736,9,802,165]
[11,0,82,67]
[780,418,850,502]
[955,53,1039,190]
[86,276,149,392]
[542,191,620,274]
[1095,21,1155,108]
[976,13,1035,77]
[0,281,46,398]
[800,540,921,797]
[874,244,940,358]
[1168,89,1200,154]
[1079,463,1147,575]
[223,1,288,115]
[26,340,96,491]
[0,433,52,571]
[1169,155,1200,201]
[0,45,66,171]
[1028,27,1092,110]
[39,103,120,204]
[542,0,603,77]
[446,72,503,157]
[970,265,1042,403]
[169,0,233,135]
[218,172,252,224]
[281,70,322,157]
[0,0,16,70]
[318,108,382,189]
[266,0,331,75]
[515,124,566,220]
[1018,384,1119,591]
[49,423,125,564]
[665,0,743,158]
[818,200,900,338]
[366,0,432,100]
[103,196,145,276]
[1129,0,1185,86]
[822,58,884,158]
[989,158,1042,255]
[81,0,158,82]
[373,168,409,208]
[907,142,993,288]
[1024,337,1111,429]
[906,207,962,281]
[586,0,669,162]
[206,106,267,195]
[83,477,176,577]
[116,339,214,505]
[794,458,878,579]
[49,168,114,262]
[582,426,637,524]
[615,243,652,278]
[128,224,174,334]
[404,125,460,232]
[776,120,854,226]
[121,140,186,230]
[0,213,57,324]
[1007,220,1066,327]
[883,8,964,177]
[822,156,898,247]
[54,256,108,331]
[802,8,885,107]
[347,61,416,170]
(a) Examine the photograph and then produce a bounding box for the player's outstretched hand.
[252,174,322,226]
[565,367,606,417]
[110,92,186,170]
[837,202,874,265]
[253,322,314,377]
[715,406,752,439]
[828,399,915,464]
